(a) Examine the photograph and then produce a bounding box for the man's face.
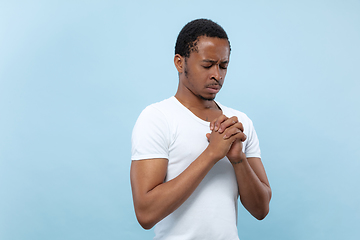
[182,36,230,101]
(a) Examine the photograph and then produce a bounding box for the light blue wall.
[1,1,359,239]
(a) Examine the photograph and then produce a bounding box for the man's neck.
[174,92,218,111]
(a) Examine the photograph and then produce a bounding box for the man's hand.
[206,115,247,163]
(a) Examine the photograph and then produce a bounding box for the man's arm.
[130,154,215,229]
[209,115,272,220]
[130,124,243,229]
[232,156,271,220]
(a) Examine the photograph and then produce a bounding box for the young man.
[130,19,271,240]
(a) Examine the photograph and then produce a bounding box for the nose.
[211,65,222,81]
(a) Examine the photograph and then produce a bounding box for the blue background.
[1,1,359,239]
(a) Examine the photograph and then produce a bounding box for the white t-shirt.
[131,96,261,240]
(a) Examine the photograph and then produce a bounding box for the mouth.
[206,84,221,94]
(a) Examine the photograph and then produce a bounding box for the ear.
[174,54,184,73]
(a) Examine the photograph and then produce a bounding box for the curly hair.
[175,19,231,58]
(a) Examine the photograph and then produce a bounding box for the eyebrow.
[202,59,229,64]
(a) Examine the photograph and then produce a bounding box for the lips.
[206,84,221,94]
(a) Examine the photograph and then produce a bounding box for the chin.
[200,95,216,101]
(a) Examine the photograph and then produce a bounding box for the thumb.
[206,133,211,142]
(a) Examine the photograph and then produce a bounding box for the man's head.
[174,19,231,102]
[175,19,231,59]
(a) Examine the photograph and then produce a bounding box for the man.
[130,19,271,240]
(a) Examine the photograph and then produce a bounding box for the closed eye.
[202,65,212,69]
[220,63,228,69]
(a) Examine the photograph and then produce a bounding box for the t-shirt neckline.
[170,96,223,126]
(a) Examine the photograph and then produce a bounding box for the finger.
[218,116,239,133]
[240,133,247,142]
[212,114,228,131]
[206,133,211,142]
[233,121,244,133]
[223,128,247,142]
[229,132,247,142]
[223,127,242,139]
[209,118,217,131]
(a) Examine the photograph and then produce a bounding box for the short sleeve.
[131,105,170,160]
[244,118,261,159]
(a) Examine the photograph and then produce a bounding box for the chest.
[188,107,222,122]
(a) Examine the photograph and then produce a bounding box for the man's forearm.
[232,157,271,220]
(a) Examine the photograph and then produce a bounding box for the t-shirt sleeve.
[131,105,170,160]
[244,117,261,159]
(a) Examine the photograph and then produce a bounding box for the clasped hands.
[206,115,247,164]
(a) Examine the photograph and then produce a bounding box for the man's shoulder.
[147,96,175,108]
[136,97,180,124]
[141,96,177,115]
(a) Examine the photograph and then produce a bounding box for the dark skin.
[130,36,271,229]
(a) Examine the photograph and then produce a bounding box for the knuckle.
[236,122,244,129]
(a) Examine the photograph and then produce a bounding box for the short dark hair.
[175,18,231,58]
